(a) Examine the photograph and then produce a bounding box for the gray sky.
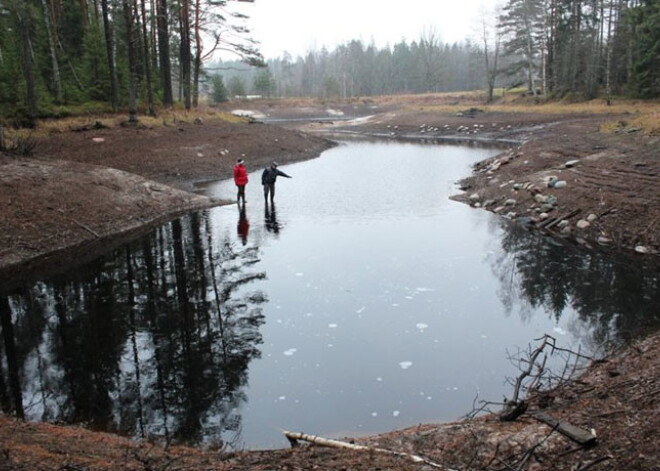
[228,0,493,60]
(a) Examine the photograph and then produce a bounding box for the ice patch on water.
[416,323,428,331]
[283,348,297,356]
[328,323,338,329]
[480,334,488,339]
[393,410,400,417]
[371,412,378,417]
[416,287,435,292]
[296,272,304,277]
[278,396,286,401]
[356,306,366,313]
[376,377,383,382]
[399,361,413,370]
[553,326,567,335]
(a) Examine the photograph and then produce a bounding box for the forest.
[0,0,659,126]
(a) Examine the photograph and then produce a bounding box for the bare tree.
[480,8,501,102]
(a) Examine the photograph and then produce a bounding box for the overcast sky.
[227,0,494,60]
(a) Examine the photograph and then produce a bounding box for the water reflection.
[237,205,250,245]
[491,220,660,344]
[0,212,266,447]
[264,202,281,234]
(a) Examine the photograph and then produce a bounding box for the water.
[1,140,658,450]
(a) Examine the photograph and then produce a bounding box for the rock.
[565,159,580,168]
[505,212,517,219]
[469,193,480,203]
[194,117,204,125]
[474,202,481,208]
[483,199,496,208]
[545,176,558,187]
[546,195,558,206]
[587,213,598,222]
[513,183,524,191]
[504,199,516,206]
[493,206,505,213]
[539,212,550,220]
[553,180,568,189]
[558,220,569,228]
[635,245,650,254]
[598,236,612,245]
[561,226,572,235]
[534,194,548,203]
[576,220,591,230]
[92,137,105,143]
[541,204,555,213]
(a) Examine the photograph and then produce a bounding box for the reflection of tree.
[490,221,660,344]
[0,210,268,447]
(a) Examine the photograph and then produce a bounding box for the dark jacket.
[261,166,291,185]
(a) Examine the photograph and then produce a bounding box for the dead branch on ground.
[282,430,457,470]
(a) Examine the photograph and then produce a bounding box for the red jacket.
[233,164,248,186]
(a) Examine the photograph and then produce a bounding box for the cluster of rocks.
[464,155,640,249]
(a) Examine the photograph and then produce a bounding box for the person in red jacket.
[233,158,248,205]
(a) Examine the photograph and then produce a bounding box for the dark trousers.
[263,183,275,202]
[236,185,246,203]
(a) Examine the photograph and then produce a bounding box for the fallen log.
[282,430,457,470]
[531,411,597,447]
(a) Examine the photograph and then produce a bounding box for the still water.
[1,140,658,450]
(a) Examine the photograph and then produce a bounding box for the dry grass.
[19,108,248,138]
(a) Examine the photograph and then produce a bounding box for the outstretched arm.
[277,169,292,178]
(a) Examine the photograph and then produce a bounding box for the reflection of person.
[264,202,280,234]
[261,161,291,203]
[233,158,248,205]
[237,204,250,245]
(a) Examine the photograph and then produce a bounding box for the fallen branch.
[572,455,613,470]
[531,412,597,447]
[282,430,457,470]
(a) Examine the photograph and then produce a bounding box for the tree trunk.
[605,0,615,104]
[78,0,89,30]
[138,0,155,116]
[180,0,192,110]
[156,0,173,106]
[524,14,537,96]
[123,0,139,123]
[192,0,202,107]
[101,0,119,111]
[18,9,37,126]
[41,0,63,103]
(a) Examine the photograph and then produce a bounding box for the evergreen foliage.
[211,74,228,103]
[0,0,658,125]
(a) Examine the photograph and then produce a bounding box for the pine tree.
[632,0,660,97]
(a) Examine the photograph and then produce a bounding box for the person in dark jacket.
[261,161,291,203]
[233,158,248,205]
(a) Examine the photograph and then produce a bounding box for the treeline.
[0,0,261,126]
[213,0,660,102]
[2,0,658,126]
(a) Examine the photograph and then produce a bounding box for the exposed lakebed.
[1,140,658,450]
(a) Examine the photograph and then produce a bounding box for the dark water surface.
[1,141,659,449]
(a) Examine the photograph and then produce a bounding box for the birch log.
[282,430,457,470]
